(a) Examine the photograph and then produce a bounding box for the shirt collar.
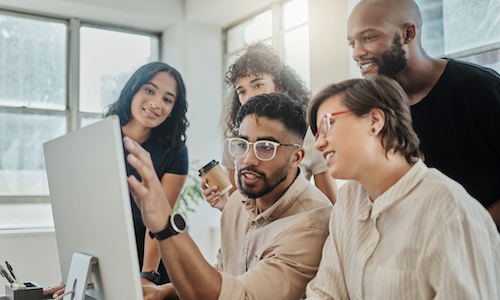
[243,169,306,223]
[357,159,428,220]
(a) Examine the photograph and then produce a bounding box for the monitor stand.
[64,253,98,300]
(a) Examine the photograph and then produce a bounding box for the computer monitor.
[43,116,143,300]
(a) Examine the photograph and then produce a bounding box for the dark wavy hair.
[308,75,423,165]
[237,93,307,143]
[105,62,188,152]
[222,42,310,137]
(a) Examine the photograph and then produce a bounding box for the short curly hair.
[222,42,310,137]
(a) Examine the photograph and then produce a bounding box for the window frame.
[0,7,162,205]
[222,0,309,73]
[447,41,500,61]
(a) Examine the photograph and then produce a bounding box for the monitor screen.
[43,116,143,300]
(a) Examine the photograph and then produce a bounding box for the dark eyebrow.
[348,28,377,40]
[145,81,177,100]
[359,28,377,36]
[146,81,158,89]
[236,135,281,144]
[236,77,265,90]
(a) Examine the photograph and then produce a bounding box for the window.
[223,0,311,87]
[0,9,160,230]
[416,0,500,72]
[80,26,159,123]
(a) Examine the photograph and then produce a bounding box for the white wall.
[308,0,352,94]
[0,0,354,287]
[0,229,61,287]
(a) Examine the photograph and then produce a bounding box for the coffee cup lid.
[199,159,219,176]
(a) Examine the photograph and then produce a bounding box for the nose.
[352,42,367,62]
[314,135,327,152]
[242,144,260,166]
[149,95,162,108]
[240,90,257,105]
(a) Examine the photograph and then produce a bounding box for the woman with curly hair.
[205,42,337,210]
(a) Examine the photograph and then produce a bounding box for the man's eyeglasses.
[315,110,351,139]
[227,137,301,161]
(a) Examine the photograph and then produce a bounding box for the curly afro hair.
[221,42,310,137]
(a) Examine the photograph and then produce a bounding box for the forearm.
[143,283,180,300]
[487,198,500,226]
[142,229,161,272]
[158,233,222,300]
[124,138,221,300]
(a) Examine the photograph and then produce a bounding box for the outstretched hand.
[124,136,172,233]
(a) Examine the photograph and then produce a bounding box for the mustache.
[238,166,266,179]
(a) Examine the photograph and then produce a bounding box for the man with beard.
[347,0,500,228]
[130,93,332,300]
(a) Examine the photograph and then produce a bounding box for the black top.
[411,58,500,208]
[124,135,189,284]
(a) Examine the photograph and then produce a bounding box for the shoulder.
[286,181,333,232]
[336,180,364,206]
[445,58,500,84]
[414,167,494,227]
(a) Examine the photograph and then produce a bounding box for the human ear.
[402,23,416,44]
[368,108,385,136]
[289,147,305,169]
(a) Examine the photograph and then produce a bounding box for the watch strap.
[140,271,160,284]
[150,213,186,241]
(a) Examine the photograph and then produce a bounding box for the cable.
[53,289,75,300]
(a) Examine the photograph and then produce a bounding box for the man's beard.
[375,34,407,78]
[237,164,289,199]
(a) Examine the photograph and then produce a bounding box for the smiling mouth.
[143,108,159,117]
[359,62,374,70]
[325,152,334,161]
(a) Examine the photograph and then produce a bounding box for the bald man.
[346,0,500,227]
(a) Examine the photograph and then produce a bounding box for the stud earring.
[371,128,375,133]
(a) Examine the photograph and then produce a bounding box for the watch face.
[172,213,186,232]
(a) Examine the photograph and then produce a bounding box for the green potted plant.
[173,160,204,217]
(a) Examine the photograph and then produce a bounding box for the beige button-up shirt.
[216,172,333,300]
[306,160,500,300]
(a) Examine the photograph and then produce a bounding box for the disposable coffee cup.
[199,160,233,195]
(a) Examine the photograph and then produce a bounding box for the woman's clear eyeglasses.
[315,110,351,139]
[226,137,300,161]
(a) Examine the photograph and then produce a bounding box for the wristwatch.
[140,271,161,284]
[149,212,187,241]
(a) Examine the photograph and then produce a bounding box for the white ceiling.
[185,0,276,27]
[0,0,277,31]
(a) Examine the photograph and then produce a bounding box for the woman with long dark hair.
[44,62,189,299]
[106,61,189,287]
